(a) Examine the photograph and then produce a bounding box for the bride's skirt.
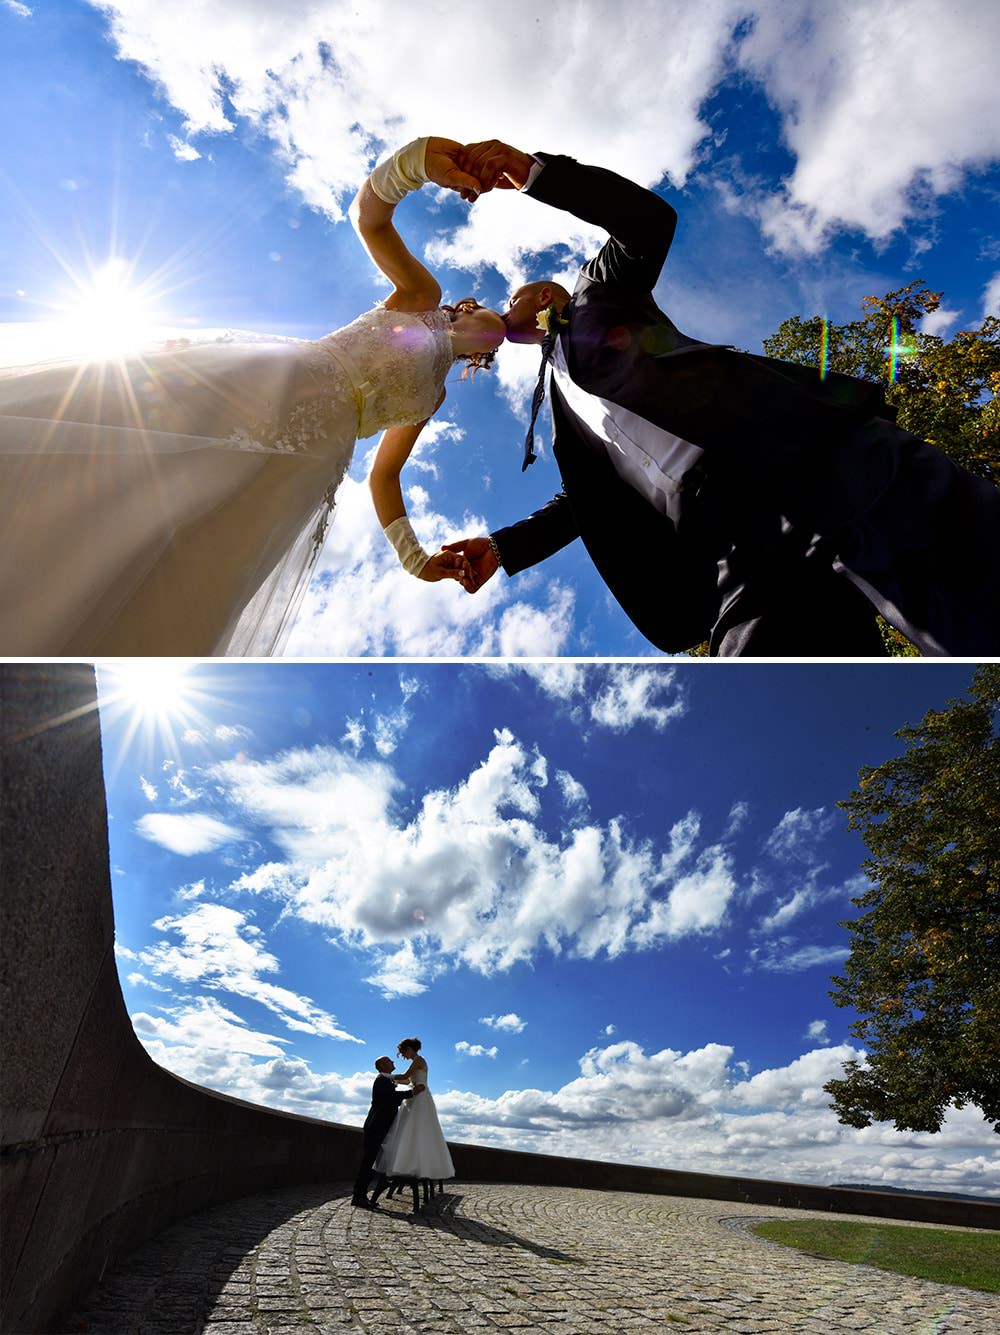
[0,337,359,655]
[374,1090,455,1181]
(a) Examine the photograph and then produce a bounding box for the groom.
[351,1056,423,1209]
[445,139,1000,656]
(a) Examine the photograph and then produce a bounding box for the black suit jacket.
[492,153,894,652]
[362,1074,411,1149]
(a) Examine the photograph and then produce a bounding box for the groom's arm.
[459,140,676,291]
[492,490,580,575]
[527,153,678,291]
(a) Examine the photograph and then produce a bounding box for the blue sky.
[97,660,999,1195]
[3,1,999,655]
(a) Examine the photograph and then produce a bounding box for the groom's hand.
[459,140,533,192]
[425,136,486,201]
[441,537,499,593]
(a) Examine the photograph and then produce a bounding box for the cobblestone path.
[63,1182,999,1334]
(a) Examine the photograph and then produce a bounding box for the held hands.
[419,547,475,586]
[413,1083,426,1096]
[458,140,533,193]
[424,136,489,201]
[440,537,499,593]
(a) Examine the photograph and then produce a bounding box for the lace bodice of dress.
[316,305,454,438]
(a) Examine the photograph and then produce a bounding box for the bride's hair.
[442,298,498,377]
[398,1037,422,1055]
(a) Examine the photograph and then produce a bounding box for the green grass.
[752,1220,1000,1293]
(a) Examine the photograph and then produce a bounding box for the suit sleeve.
[525,153,677,292]
[491,489,580,576]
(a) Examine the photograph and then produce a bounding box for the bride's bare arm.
[350,137,481,312]
[370,407,473,587]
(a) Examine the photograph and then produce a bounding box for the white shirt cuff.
[521,157,545,192]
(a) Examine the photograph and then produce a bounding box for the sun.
[57,257,160,358]
[95,660,217,780]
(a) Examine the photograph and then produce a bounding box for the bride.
[0,137,505,655]
[373,1037,454,1194]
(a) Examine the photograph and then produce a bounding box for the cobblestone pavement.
[63,1182,999,1334]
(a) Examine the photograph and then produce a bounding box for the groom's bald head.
[504,280,571,344]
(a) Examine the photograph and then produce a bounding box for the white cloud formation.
[733,0,1000,255]
[84,0,1000,286]
[806,1019,830,1046]
[983,271,1000,320]
[131,995,291,1057]
[140,902,362,1041]
[167,133,201,161]
[755,942,849,973]
[919,306,961,338]
[495,663,687,732]
[455,1041,498,1059]
[763,807,836,863]
[134,811,244,855]
[209,730,735,991]
[480,1013,526,1034]
[3,1,32,17]
[555,769,588,811]
[139,775,158,802]
[214,723,254,744]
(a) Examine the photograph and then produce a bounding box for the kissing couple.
[351,1038,454,1212]
[3,135,997,656]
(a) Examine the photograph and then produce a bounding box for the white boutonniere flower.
[536,303,569,335]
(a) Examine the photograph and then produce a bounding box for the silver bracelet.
[487,534,502,568]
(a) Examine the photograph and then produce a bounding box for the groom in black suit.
[446,140,1000,657]
[351,1056,423,1208]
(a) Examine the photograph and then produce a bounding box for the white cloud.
[210,731,736,986]
[214,723,254,744]
[126,970,171,992]
[983,271,1000,320]
[920,306,961,338]
[456,1041,498,1059]
[2,1,32,17]
[763,807,836,863]
[555,769,588,811]
[733,0,1000,255]
[806,1019,830,1046]
[756,942,849,973]
[603,1024,617,1036]
[167,133,201,161]
[85,0,999,286]
[134,811,244,855]
[480,1013,526,1034]
[131,996,291,1057]
[496,663,687,732]
[139,775,158,802]
[140,902,362,1041]
[181,728,207,746]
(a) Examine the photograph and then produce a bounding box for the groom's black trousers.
[352,1130,387,1202]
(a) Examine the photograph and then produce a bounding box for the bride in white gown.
[0,137,505,655]
[374,1038,455,1184]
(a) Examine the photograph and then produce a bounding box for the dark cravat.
[522,330,557,471]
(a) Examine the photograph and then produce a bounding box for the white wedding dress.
[0,305,454,655]
[374,1062,455,1181]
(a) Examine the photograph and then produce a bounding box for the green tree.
[824,664,1000,1134]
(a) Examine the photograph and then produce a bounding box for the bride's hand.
[425,137,487,201]
[419,548,473,586]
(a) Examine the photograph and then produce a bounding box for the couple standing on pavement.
[352,1039,454,1211]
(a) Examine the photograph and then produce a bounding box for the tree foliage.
[824,664,1000,1135]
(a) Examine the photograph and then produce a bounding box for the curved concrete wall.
[2,664,996,1334]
